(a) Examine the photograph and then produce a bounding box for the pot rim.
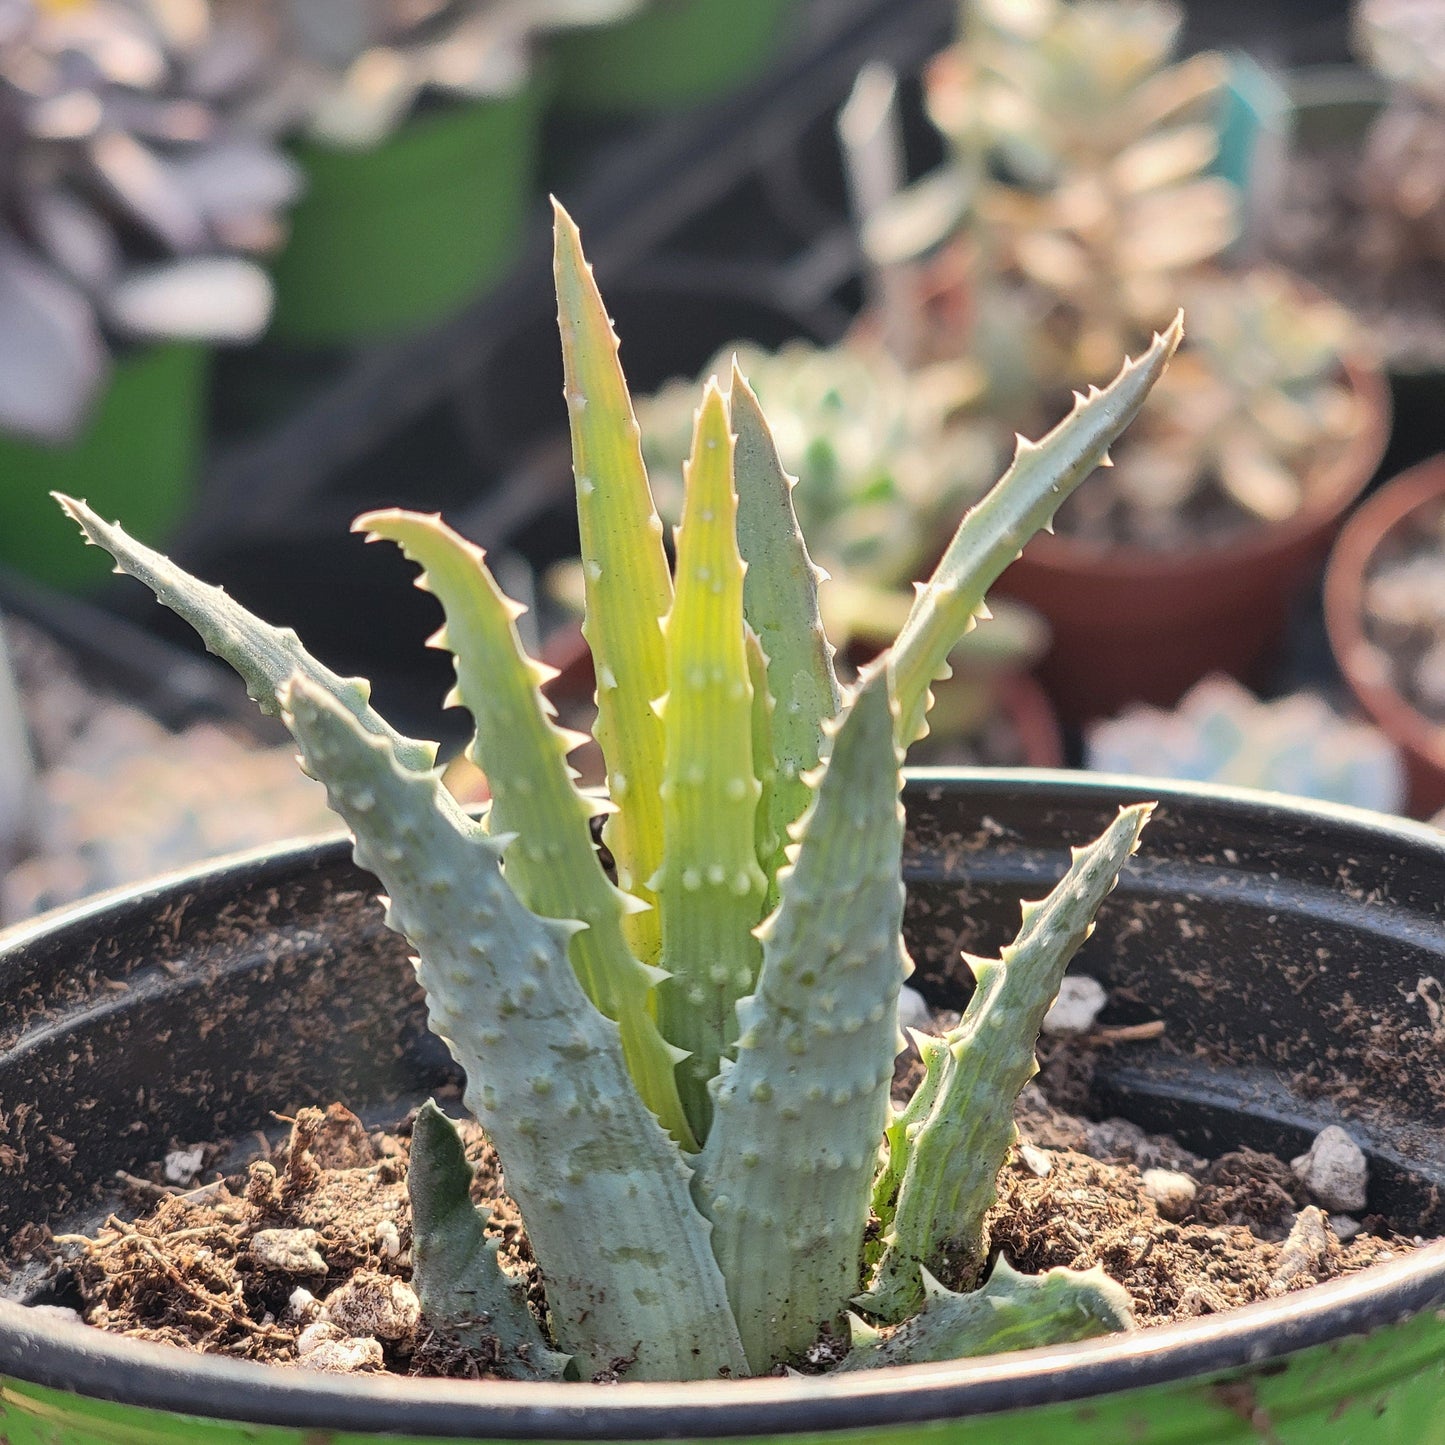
[1324,453,1445,776]
[3,768,1443,1439]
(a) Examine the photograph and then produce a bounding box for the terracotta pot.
[996,351,1392,726]
[1324,454,1445,818]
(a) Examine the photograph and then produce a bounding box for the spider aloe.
[59,202,1178,1383]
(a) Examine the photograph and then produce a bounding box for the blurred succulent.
[1067,268,1365,545]
[1354,0,1445,264]
[881,0,1235,387]
[639,337,998,645]
[1086,674,1405,812]
[867,0,1366,546]
[634,335,1051,761]
[240,0,640,147]
[0,0,302,441]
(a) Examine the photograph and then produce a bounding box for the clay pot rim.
[1017,348,1391,583]
[1324,453,1445,775]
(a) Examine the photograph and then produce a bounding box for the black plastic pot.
[4,772,1445,1441]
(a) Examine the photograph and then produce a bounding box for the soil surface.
[13,1017,1425,1381]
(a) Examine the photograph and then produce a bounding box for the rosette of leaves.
[240,0,641,147]
[0,0,302,442]
[871,0,1365,546]
[1066,267,1365,545]
[878,0,1235,389]
[634,335,1049,759]
[59,203,1180,1382]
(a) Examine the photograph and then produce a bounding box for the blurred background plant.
[237,0,641,148]
[1064,267,1364,546]
[632,338,1056,764]
[1086,673,1405,811]
[0,0,300,443]
[871,0,1369,549]
[1352,0,1445,268]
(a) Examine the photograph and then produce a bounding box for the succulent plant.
[1068,267,1365,545]
[635,336,1049,761]
[59,203,1179,1382]
[1086,673,1405,813]
[638,336,998,642]
[0,0,302,441]
[241,0,640,147]
[909,0,1235,380]
[874,0,1364,545]
[1354,0,1445,264]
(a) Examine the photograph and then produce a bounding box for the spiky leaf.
[864,803,1153,1321]
[744,624,780,885]
[280,674,747,1382]
[889,319,1182,744]
[407,1101,571,1381]
[357,510,694,1149]
[729,363,841,865]
[656,383,770,1139]
[843,1258,1134,1370]
[553,203,671,970]
[693,667,909,1371]
[55,495,434,773]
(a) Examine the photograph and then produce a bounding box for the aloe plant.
[58,203,1178,1383]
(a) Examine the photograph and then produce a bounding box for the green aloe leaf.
[553,202,672,971]
[357,510,694,1150]
[693,665,910,1371]
[55,495,434,773]
[889,318,1182,744]
[280,672,747,1382]
[655,382,770,1139]
[864,803,1153,1321]
[729,363,841,870]
[407,1101,571,1381]
[844,1258,1134,1369]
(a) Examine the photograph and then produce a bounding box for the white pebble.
[295,1320,345,1356]
[163,1146,206,1185]
[1142,1168,1197,1221]
[286,1286,321,1323]
[250,1228,328,1276]
[1018,1142,1053,1177]
[1042,975,1107,1035]
[897,985,934,1034]
[322,1272,420,1341]
[374,1220,402,1259]
[1291,1126,1368,1213]
[295,1334,384,1374]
